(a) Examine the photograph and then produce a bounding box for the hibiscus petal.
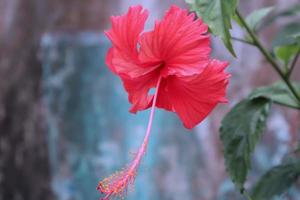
[105,5,157,78]
[139,5,210,77]
[105,5,147,58]
[155,79,174,112]
[157,60,230,129]
[120,69,160,113]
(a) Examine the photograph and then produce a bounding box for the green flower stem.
[287,48,300,78]
[243,190,254,200]
[235,10,300,105]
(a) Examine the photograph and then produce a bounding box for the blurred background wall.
[0,0,299,200]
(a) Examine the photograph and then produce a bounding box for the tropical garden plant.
[187,0,300,199]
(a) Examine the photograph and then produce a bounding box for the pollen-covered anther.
[97,168,137,199]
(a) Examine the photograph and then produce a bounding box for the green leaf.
[220,98,271,190]
[251,160,300,200]
[272,23,300,65]
[260,4,300,30]
[275,4,300,17]
[249,82,300,109]
[272,23,300,47]
[245,7,274,31]
[185,0,210,14]
[186,0,238,57]
[274,44,300,66]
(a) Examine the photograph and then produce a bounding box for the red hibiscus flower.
[97,5,230,200]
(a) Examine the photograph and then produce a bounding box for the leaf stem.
[287,48,300,78]
[242,190,254,200]
[235,10,300,105]
[232,36,255,46]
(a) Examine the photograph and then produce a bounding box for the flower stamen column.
[97,77,162,200]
